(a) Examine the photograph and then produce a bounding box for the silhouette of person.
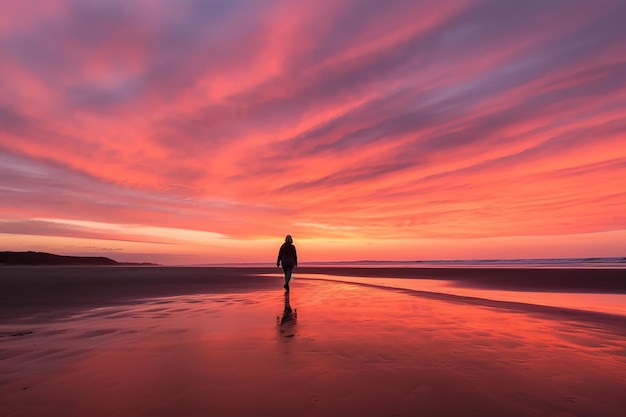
[277,291,297,336]
[277,234,298,291]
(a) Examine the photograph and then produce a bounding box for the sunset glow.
[1,0,625,264]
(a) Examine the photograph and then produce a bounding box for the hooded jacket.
[277,243,298,267]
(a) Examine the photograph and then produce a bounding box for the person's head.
[285,234,293,244]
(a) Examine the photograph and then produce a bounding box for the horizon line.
[179,256,626,266]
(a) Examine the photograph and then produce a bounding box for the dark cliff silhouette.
[0,251,157,266]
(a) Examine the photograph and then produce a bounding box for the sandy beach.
[1,266,626,417]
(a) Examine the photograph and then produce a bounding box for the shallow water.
[288,273,626,316]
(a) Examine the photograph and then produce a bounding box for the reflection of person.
[276,234,298,291]
[277,292,297,336]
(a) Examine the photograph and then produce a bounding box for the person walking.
[277,234,298,291]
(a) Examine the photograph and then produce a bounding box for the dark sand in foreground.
[1,266,626,416]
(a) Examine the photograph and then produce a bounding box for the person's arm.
[277,246,283,267]
[294,246,298,267]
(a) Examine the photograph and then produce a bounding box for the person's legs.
[282,265,293,289]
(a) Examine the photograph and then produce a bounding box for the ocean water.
[210,257,626,269]
[307,257,626,269]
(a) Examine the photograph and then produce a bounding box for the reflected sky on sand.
[2,278,625,417]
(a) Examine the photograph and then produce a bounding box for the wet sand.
[1,267,626,416]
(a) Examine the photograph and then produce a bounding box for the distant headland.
[0,251,158,266]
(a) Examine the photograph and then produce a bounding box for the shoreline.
[294,266,626,292]
[1,265,625,318]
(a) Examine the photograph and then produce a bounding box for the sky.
[1,0,625,265]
